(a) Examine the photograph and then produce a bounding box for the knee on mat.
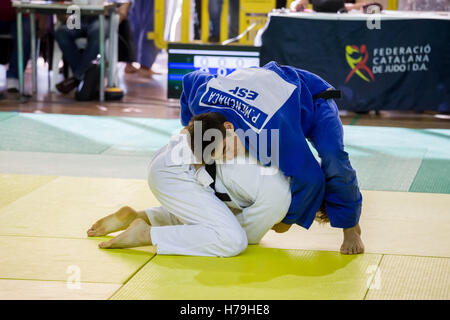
[215,228,248,257]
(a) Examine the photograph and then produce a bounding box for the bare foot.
[87,206,137,237]
[99,218,152,249]
[340,224,364,255]
[355,223,361,236]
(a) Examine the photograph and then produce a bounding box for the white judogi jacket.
[145,134,291,257]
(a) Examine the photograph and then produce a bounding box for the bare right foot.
[340,224,364,255]
[354,223,361,236]
[87,206,137,237]
[99,218,152,249]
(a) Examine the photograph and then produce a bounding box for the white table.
[12,0,118,102]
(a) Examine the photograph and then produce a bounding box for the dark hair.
[315,201,330,224]
[186,112,228,164]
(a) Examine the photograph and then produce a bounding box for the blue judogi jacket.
[180,61,333,229]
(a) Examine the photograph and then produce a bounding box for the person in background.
[0,0,31,93]
[116,1,136,73]
[54,1,131,94]
[208,0,223,42]
[208,0,239,42]
[128,0,159,78]
[398,0,449,11]
[290,0,374,12]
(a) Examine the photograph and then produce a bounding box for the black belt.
[205,162,232,202]
[312,89,341,101]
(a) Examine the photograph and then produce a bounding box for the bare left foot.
[340,224,364,255]
[99,218,152,249]
[87,206,137,237]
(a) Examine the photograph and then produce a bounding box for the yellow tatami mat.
[261,190,450,258]
[365,255,450,300]
[0,174,448,300]
[0,235,155,284]
[111,246,382,300]
[0,279,121,300]
[0,174,56,209]
[0,175,158,299]
[0,175,157,238]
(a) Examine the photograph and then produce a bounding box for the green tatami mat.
[0,112,17,122]
[0,114,109,154]
[365,255,450,300]
[0,175,159,239]
[347,146,426,191]
[344,127,450,153]
[0,112,181,155]
[0,174,56,209]
[344,126,450,193]
[111,246,381,300]
[409,157,450,194]
[0,235,155,284]
[1,112,449,193]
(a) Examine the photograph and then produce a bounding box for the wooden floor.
[0,54,449,129]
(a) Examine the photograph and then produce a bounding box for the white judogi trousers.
[146,134,291,257]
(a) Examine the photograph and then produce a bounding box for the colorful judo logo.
[345,45,375,83]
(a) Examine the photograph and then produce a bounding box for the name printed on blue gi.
[200,87,268,130]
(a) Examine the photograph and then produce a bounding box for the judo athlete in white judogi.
[87,124,291,257]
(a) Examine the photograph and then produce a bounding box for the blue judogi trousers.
[297,97,362,228]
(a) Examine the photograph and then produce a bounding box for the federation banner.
[260,15,450,112]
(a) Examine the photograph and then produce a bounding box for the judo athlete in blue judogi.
[180,61,364,254]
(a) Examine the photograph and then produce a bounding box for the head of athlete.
[185,112,241,165]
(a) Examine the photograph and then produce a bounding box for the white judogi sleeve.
[234,168,291,244]
[216,160,291,245]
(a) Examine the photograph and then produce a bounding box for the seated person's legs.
[54,17,109,93]
[79,18,107,79]
[54,23,84,78]
[0,17,31,92]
